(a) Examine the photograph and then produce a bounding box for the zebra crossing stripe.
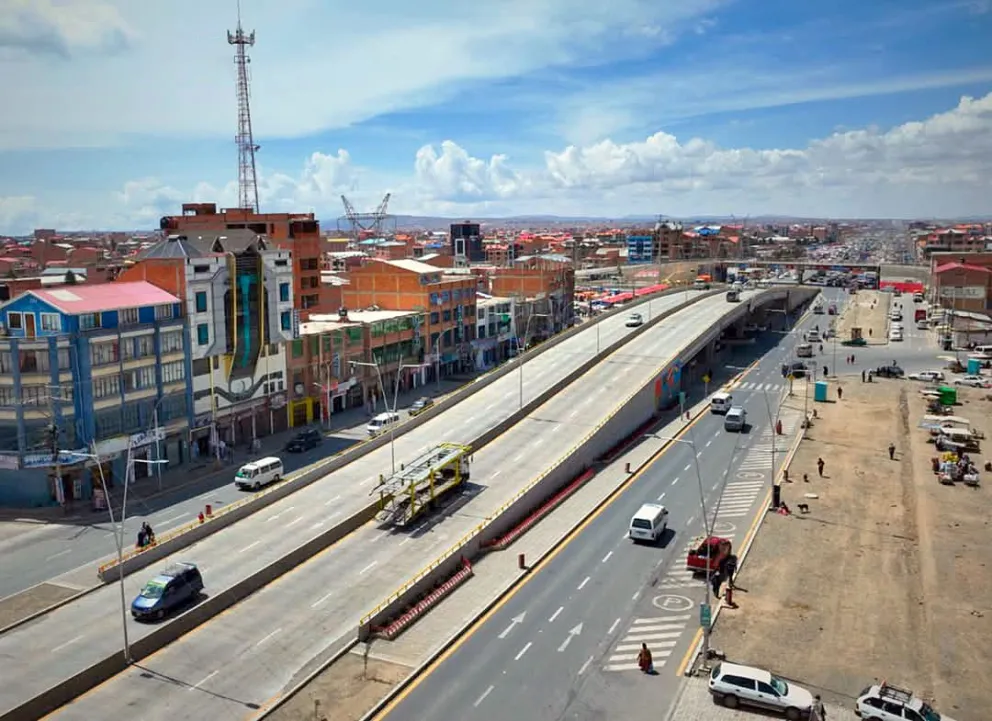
[632,615,692,624]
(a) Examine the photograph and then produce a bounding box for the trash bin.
[967,358,981,375]
[814,381,828,402]
[937,386,957,406]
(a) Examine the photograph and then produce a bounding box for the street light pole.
[518,313,549,409]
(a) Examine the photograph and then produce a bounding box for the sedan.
[625,313,644,328]
[953,375,991,388]
[908,371,945,383]
[284,428,322,452]
[408,397,435,416]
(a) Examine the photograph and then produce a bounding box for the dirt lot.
[268,653,410,721]
[835,289,891,345]
[709,380,992,721]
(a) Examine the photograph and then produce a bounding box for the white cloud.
[3,91,992,234]
[0,0,135,58]
[0,0,724,150]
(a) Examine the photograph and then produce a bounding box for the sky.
[0,0,991,234]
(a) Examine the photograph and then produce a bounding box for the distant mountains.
[385,214,846,232]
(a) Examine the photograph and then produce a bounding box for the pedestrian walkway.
[733,381,787,393]
[602,614,694,672]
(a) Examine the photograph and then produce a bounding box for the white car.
[889,332,903,342]
[953,374,990,388]
[625,313,643,328]
[708,662,812,720]
[856,682,958,721]
[907,370,944,383]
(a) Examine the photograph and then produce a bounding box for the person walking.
[861,369,866,382]
[637,643,654,674]
[888,442,896,460]
[817,457,825,477]
[837,386,843,401]
[811,694,827,721]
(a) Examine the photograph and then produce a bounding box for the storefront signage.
[939,286,986,300]
[94,427,166,458]
[0,454,19,470]
[270,392,287,409]
[22,450,89,469]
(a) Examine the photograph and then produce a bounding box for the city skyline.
[1,0,991,234]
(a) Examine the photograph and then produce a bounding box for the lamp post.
[518,312,550,409]
[351,359,426,475]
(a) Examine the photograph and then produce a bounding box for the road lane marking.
[311,591,335,609]
[657,492,666,501]
[287,516,304,527]
[399,537,412,546]
[687,515,695,525]
[579,656,594,675]
[324,495,341,506]
[683,464,691,471]
[577,576,590,590]
[188,670,218,691]
[514,642,532,661]
[239,540,261,554]
[162,512,190,525]
[491,471,502,479]
[549,606,564,623]
[569,410,578,418]
[360,561,378,575]
[705,439,712,447]
[474,685,495,707]
[310,521,326,531]
[602,551,613,563]
[632,590,641,601]
[255,628,282,648]
[45,549,71,561]
[513,453,524,462]
[51,634,84,653]
[673,477,680,485]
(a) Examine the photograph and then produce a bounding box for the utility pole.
[47,387,64,511]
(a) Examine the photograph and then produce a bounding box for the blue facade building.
[626,235,654,264]
[0,281,193,507]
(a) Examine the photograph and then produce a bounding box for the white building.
[472,294,517,371]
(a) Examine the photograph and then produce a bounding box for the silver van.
[724,406,747,432]
[710,392,733,414]
[366,412,400,436]
[235,456,284,491]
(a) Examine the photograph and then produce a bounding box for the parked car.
[781,361,807,379]
[131,562,204,621]
[284,428,322,452]
[907,370,944,383]
[874,365,905,378]
[625,313,644,328]
[708,661,813,720]
[408,397,435,416]
[953,374,991,388]
[855,681,957,721]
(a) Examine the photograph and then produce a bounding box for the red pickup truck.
[686,536,732,573]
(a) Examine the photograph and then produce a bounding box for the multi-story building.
[159,202,328,315]
[343,259,476,377]
[119,231,296,452]
[485,257,575,339]
[472,295,516,371]
[0,282,190,507]
[451,222,484,263]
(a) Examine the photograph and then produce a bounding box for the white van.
[806,329,821,343]
[795,343,813,358]
[628,503,669,543]
[710,392,733,414]
[366,412,400,436]
[724,406,747,432]
[235,456,284,491]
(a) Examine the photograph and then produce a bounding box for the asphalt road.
[0,292,691,603]
[372,292,949,721]
[41,290,781,721]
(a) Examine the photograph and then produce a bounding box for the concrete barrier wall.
[99,284,695,581]
[6,502,381,721]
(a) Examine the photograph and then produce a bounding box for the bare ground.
[835,290,891,345]
[709,380,992,721]
[267,653,411,721]
[0,582,81,628]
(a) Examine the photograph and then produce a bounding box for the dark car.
[284,428,322,452]
[408,397,435,417]
[131,562,204,621]
[781,361,807,379]
[875,365,905,378]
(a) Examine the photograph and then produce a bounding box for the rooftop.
[25,281,180,315]
[385,258,443,275]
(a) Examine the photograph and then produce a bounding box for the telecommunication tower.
[228,2,260,212]
[338,193,395,238]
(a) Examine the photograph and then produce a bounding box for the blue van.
[131,562,204,621]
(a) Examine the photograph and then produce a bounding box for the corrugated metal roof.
[30,281,180,314]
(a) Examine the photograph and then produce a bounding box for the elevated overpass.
[26,286,817,721]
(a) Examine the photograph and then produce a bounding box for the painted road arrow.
[498,613,526,640]
[557,623,583,652]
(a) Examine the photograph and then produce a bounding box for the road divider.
[95,283,693,583]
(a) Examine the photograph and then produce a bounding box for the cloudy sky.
[1,0,991,234]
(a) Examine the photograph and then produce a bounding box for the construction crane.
[337,193,394,239]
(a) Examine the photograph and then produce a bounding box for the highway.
[372,305,823,721]
[0,289,701,717]
[43,290,780,721]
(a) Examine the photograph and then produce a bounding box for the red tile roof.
[934,262,992,274]
[29,281,179,314]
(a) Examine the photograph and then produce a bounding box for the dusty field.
[268,653,410,721]
[709,380,992,721]
[835,289,891,345]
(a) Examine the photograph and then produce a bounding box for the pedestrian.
[837,386,843,401]
[851,354,856,363]
[638,643,654,674]
[811,694,827,721]
[803,473,809,483]
[888,442,896,460]
[823,365,828,377]
[869,328,873,336]
[817,457,825,477]
[861,369,866,382]
[136,528,146,549]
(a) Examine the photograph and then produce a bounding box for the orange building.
[482,258,575,338]
[160,202,328,317]
[343,259,477,377]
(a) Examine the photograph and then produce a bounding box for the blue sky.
[0,0,991,233]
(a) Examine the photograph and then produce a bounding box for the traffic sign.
[702,374,711,384]
[700,603,712,629]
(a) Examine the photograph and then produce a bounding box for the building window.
[291,340,303,358]
[430,312,439,324]
[155,305,173,320]
[162,361,185,384]
[0,352,11,373]
[195,292,208,313]
[57,348,71,370]
[442,310,452,322]
[124,365,156,392]
[7,313,22,330]
[93,375,121,399]
[90,341,119,366]
[299,258,319,271]
[20,385,48,407]
[121,338,136,360]
[79,313,100,330]
[40,313,61,332]
[136,335,154,358]
[19,350,39,373]
[478,325,486,339]
[197,324,210,345]
[0,387,15,406]
[119,308,139,325]
[280,312,291,331]
[161,331,183,354]
[279,283,290,302]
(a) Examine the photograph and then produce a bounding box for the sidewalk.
[0,380,469,523]
[666,676,858,721]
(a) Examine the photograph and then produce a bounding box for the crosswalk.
[602,614,693,672]
[656,533,741,590]
[735,381,786,392]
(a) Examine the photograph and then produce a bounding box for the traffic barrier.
[95,283,690,582]
[3,500,381,721]
[374,559,474,640]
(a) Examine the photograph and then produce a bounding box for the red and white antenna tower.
[228,1,260,212]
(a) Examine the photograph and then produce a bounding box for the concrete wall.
[99,284,696,581]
